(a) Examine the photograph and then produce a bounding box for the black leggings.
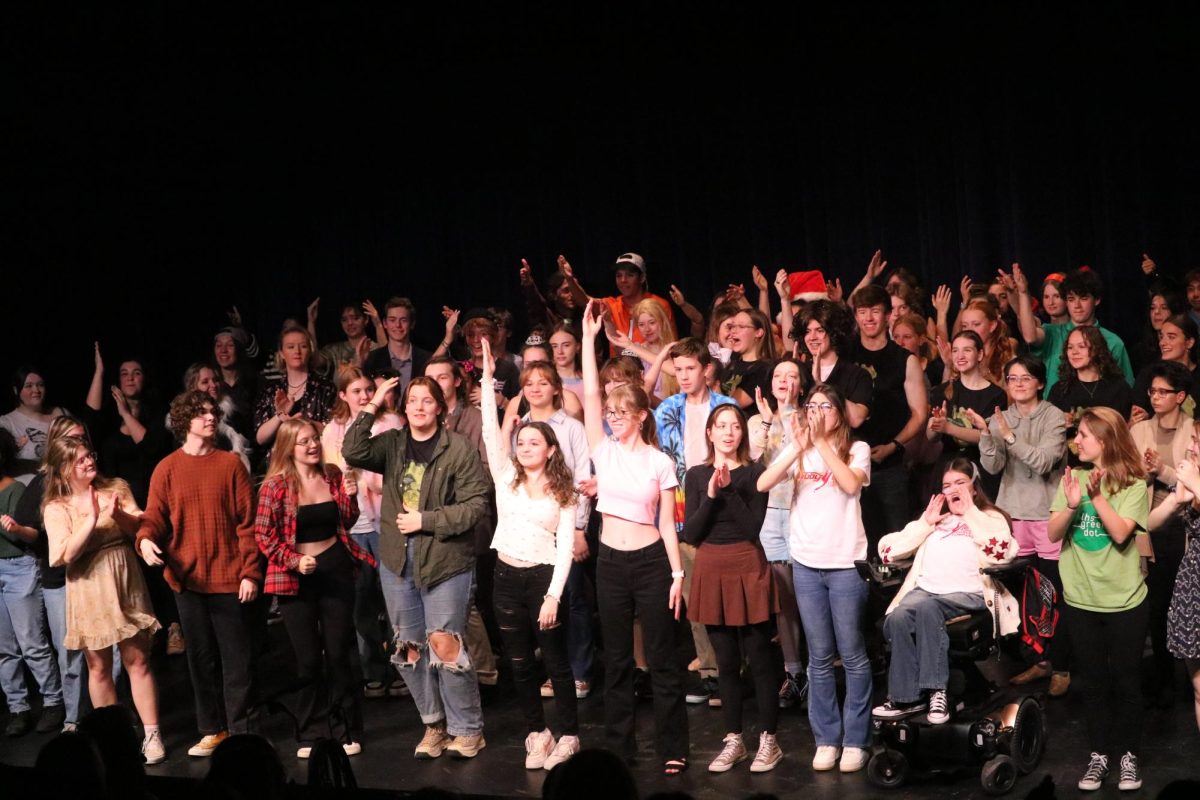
[706,620,780,736]
[1065,598,1149,757]
[278,544,362,745]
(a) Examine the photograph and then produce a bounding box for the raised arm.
[580,300,606,450]
[668,284,706,339]
[558,255,592,309]
[341,377,399,474]
[774,270,796,353]
[478,339,510,483]
[86,342,105,412]
[851,249,887,297]
[1007,264,1045,346]
[431,306,460,359]
[752,265,772,318]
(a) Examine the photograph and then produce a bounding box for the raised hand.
[480,338,495,381]
[519,258,534,287]
[751,265,769,292]
[996,266,1017,293]
[932,285,953,316]
[668,284,687,307]
[227,306,243,327]
[442,306,461,341]
[557,254,574,280]
[866,249,887,280]
[959,276,973,306]
[362,299,381,324]
[935,333,952,366]
[1010,263,1029,295]
[774,269,791,298]
[922,493,949,526]
[368,377,400,410]
[724,284,747,304]
[354,336,372,365]
[581,299,603,338]
[826,277,844,303]
[307,296,321,325]
[1142,253,1157,275]
[94,341,104,374]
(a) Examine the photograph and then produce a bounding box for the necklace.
[288,377,307,389]
[1077,379,1099,399]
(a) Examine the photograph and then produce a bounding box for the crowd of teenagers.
[5,249,1200,794]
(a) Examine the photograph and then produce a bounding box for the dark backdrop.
[6,5,1200,408]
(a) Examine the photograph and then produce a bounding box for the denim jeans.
[348,530,391,685]
[41,585,85,723]
[882,588,985,703]
[0,555,63,712]
[792,563,872,748]
[597,541,688,762]
[379,536,483,737]
[564,561,593,682]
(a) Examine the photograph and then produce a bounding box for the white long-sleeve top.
[481,378,574,600]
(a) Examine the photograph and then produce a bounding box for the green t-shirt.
[1035,322,1134,396]
[1050,469,1148,612]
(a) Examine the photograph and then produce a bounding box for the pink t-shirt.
[592,437,678,525]
[786,440,872,568]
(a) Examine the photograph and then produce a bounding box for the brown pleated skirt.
[688,540,780,626]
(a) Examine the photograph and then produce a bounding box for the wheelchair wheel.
[866,749,909,789]
[1008,696,1045,774]
[981,755,1017,796]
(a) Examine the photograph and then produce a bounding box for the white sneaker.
[525,729,555,769]
[812,745,841,771]
[544,734,580,770]
[839,746,868,772]
[343,742,362,756]
[142,730,166,765]
[926,689,950,725]
[297,746,312,759]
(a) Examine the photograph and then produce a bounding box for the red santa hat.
[786,269,829,303]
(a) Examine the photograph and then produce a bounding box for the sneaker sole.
[187,749,217,757]
[144,754,166,765]
[1118,781,1142,791]
[750,757,781,773]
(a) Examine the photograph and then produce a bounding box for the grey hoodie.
[979,400,1066,520]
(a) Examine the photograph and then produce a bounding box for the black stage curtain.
[6,6,1200,401]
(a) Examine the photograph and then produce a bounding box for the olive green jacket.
[342,412,488,588]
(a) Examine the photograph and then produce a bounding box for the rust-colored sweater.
[135,448,261,593]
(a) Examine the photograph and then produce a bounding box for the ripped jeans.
[379,539,483,737]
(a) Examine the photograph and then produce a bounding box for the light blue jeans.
[379,537,483,737]
[883,588,985,703]
[792,563,873,749]
[41,585,85,723]
[0,556,63,712]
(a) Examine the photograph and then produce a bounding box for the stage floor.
[2,628,1199,799]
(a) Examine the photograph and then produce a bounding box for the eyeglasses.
[1148,387,1181,397]
[804,402,834,412]
[604,408,633,421]
[1005,375,1036,384]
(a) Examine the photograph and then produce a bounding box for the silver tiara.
[525,333,547,346]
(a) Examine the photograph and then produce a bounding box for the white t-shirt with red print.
[786,440,872,569]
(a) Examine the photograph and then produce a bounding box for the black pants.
[597,541,688,762]
[707,621,780,736]
[175,589,258,735]
[1065,598,1149,757]
[1035,558,1073,672]
[1147,526,1186,687]
[278,544,363,745]
[493,560,578,736]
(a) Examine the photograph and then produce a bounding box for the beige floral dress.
[44,481,160,650]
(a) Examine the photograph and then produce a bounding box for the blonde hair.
[41,436,126,512]
[605,384,659,447]
[264,418,323,486]
[331,366,373,423]
[632,298,678,345]
[273,324,320,374]
[1077,406,1146,493]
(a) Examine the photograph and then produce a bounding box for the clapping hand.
[1062,470,1083,509]
[707,463,731,498]
[1085,468,1106,499]
[929,401,948,434]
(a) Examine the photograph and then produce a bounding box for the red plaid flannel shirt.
[255,468,375,596]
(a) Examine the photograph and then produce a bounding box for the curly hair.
[168,390,223,440]
[508,422,577,508]
[1057,325,1123,387]
[962,300,1015,382]
[795,300,856,358]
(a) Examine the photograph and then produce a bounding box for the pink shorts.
[1011,519,1061,560]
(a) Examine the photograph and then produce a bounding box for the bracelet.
[543,594,559,604]
[891,439,905,455]
[761,419,772,429]
[670,570,685,579]
[1066,503,1079,511]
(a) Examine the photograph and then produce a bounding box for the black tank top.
[295,501,338,544]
